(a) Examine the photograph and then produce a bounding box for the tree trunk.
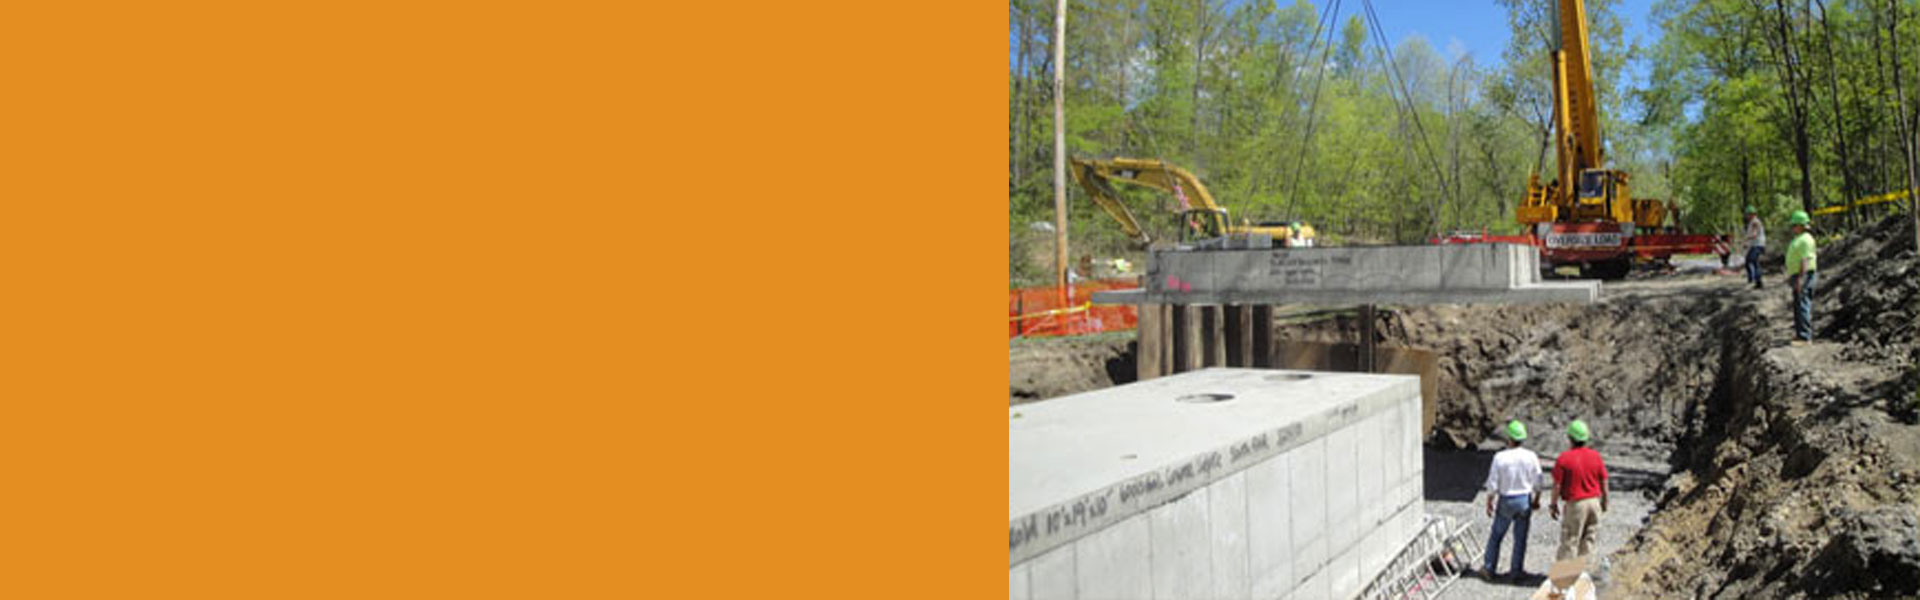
[1748,0,1818,215]
[1815,0,1860,228]
[1740,152,1752,213]
[1192,0,1205,159]
[1892,0,1920,215]
[1765,0,1817,216]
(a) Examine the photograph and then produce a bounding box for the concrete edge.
[1093,285,1598,306]
[1008,377,1421,566]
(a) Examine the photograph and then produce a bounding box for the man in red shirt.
[1550,419,1609,562]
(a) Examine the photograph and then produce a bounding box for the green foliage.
[1010,0,1578,255]
[1008,0,1918,273]
[1645,0,1920,234]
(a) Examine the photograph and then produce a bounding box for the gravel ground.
[1423,436,1668,599]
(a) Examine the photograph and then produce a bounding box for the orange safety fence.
[1009,279,1140,338]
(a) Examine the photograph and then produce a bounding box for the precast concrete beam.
[1090,244,1599,306]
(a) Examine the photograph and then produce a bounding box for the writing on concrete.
[1270,422,1304,449]
[1010,421,1316,561]
[1228,433,1270,463]
[1010,515,1039,550]
[1266,254,1354,287]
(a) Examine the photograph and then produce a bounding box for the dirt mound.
[1270,284,1739,455]
[1820,215,1919,366]
[1009,334,1133,404]
[1600,216,1920,599]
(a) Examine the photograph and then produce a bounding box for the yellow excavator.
[1069,157,1314,248]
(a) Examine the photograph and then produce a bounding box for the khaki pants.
[1557,497,1602,561]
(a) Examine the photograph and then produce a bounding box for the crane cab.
[1571,168,1633,224]
[1177,208,1229,243]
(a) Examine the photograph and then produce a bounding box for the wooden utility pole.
[1053,0,1069,303]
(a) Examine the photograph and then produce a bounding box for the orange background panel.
[2,1,1001,598]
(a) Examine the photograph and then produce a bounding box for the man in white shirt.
[1481,420,1544,580]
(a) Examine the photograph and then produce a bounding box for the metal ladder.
[1359,516,1484,600]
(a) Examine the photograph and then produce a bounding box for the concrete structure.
[1091,244,1597,382]
[1092,244,1598,306]
[1010,369,1424,600]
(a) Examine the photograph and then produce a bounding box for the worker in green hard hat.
[1550,419,1609,562]
[1742,205,1765,288]
[1785,210,1818,344]
[1481,419,1544,580]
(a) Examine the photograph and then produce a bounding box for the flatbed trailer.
[1432,222,1728,279]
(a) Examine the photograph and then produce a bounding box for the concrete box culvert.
[1010,368,1423,600]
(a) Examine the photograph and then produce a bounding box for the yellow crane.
[1069,157,1314,248]
[1509,0,1716,278]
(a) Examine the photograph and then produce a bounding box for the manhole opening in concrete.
[1176,393,1235,404]
[1265,373,1314,382]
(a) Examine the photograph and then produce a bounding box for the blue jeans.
[1484,494,1532,574]
[1745,246,1764,284]
[1793,271,1817,341]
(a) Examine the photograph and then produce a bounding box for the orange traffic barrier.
[1009,279,1139,338]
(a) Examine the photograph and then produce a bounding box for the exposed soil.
[1006,215,1919,598]
[1601,215,1920,600]
[1008,332,1135,405]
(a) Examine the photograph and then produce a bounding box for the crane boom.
[1513,0,1642,278]
[1450,0,1727,276]
[1556,0,1603,177]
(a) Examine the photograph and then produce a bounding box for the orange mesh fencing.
[1009,279,1140,338]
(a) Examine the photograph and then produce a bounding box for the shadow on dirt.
[1424,449,1495,502]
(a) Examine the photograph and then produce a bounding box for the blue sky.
[1306,0,1660,86]
[1014,1,1664,88]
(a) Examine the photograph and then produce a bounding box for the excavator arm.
[1071,157,1224,210]
[1070,157,1237,246]
[1069,160,1155,245]
[1070,156,1311,247]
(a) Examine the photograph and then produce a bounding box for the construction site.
[1009,0,1920,598]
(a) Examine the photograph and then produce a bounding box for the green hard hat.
[1744,205,1756,214]
[1789,210,1811,226]
[1506,420,1527,441]
[1568,419,1591,442]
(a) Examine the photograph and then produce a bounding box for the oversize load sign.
[1543,232,1623,248]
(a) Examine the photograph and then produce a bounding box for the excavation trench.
[1274,234,1916,600]
[1008,216,1919,599]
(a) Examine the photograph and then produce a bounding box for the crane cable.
[1359,0,1455,236]
[1277,0,1343,225]
[1217,0,1342,224]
